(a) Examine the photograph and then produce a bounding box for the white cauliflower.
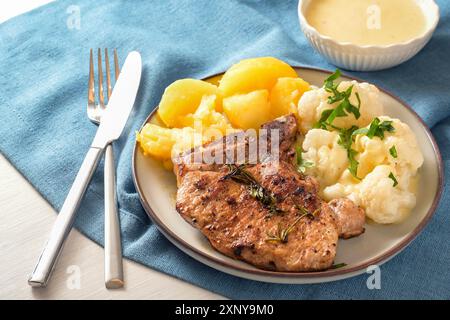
[358,166,417,223]
[298,80,384,133]
[302,129,348,190]
[294,75,424,224]
[321,116,423,224]
[353,116,424,179]
[324,166,417,224]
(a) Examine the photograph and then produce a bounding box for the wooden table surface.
[0,1,222,300]
[0,155,222,299]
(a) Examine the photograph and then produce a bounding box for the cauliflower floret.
[324,166,417,224]
[302,129,348,190]
[359,166,415,223]
[322,181,356,202]
[296,77,424,225]
[298,80,384,133]
[354,116,424,179]
[322,117,423,224]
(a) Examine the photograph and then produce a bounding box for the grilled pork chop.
[174,114,364,271]
[329,198,365,239]
[173,114,298,185]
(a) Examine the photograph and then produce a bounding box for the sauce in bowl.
[305,0,427,46]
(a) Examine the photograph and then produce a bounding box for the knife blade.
[92,51,142,149]
[28,51,142,287]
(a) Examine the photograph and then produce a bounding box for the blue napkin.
[0,0,449,299]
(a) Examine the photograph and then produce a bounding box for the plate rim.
[132,66,444,280]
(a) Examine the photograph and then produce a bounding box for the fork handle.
[104,143,124,289]
[28,147,104,287]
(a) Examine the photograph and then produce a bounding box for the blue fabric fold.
[0,0,449,299]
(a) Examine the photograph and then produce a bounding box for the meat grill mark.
[194,177,208,190]
[226,197,237,206]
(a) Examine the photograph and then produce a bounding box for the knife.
[28,51,142,287]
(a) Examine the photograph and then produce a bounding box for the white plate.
[132,67,443,284]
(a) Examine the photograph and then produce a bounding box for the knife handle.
[28,147,104,287]
[104,143,124,289]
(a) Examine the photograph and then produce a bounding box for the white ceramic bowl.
[298,0,440,71]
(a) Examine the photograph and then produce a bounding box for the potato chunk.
[180,95,233,136]
[223,90,271,130]
[171,127,204,157]
[157,79,220,127]
[137,124,202,160]
[269,77,310,118]
[136,124,176,159]
[218,57,298,97]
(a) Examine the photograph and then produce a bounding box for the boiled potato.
[269,77,310,118]
[218,57,298,97]
[171,127,204,156]
[162,159,174,171]
[223,90,271,130]
[137,124,202,160]
[136,124,176,159]
[180,95,233,136]
[157,79,220,127]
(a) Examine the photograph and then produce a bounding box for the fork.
[88,48,124,289]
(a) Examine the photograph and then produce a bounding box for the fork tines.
[88,49,120,110]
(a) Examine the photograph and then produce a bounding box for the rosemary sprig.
[221,164,254,184]
[266,207,317,244]
[221,164,284,216]
[294,204,319,217]
[249,184,284,215]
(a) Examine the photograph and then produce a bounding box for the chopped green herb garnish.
[331,263,347,269]
[355,91,361,111]
[338,126,358,149]
[388,172,398,187]
[324,69,341,91]
[376,120,395,138]
[311,70,397,181]
[314,109,334,129]
[314,69,361,129]
[295,146,314,174]
[266,211,312,244]
[222,164,284,216]
[353,117,395,139]
[389,145,398,158]
[347,149,359,179]
[337,126,360,179]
